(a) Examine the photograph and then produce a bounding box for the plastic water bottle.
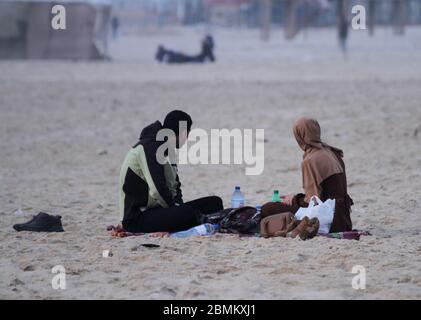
[170,223,218,238]
[231,186,245,208]
[271,190,282,202]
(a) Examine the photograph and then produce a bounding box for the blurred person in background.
[155,35,215,64]
[338,16,348,55]
[111,16,119,40]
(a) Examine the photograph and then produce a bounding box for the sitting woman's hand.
[280,194,295,206]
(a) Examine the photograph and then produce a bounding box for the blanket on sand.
[106,225,169,238]
[318,230,371,240]
[107,225,371,240]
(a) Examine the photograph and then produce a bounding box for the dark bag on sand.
[219,206,261,235]
[199,208,232,225]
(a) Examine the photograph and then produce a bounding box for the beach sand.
[1,26,421,299]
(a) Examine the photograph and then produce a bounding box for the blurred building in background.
[1,0,421,60]
[0,0,110,60]
[111,0,421,36]
[111,0,421,27]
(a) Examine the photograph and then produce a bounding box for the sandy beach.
[1,26,421,299]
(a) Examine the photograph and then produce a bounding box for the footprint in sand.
[160,286,177,297]
[110,277,121,283]
[190,279,201,286]
[295,254,309,262]
[23,265,35,271]
[216,266,240,274]
[10,278,24,286]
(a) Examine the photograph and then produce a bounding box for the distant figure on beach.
[260,117,353,235]
[155,35,215,64]
[111,16,119,40]
[338,14,349,55]
[118,110,223,233]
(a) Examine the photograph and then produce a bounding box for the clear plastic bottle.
[271,190,282,202]
[170,223,218,238]
[231,186,245,208]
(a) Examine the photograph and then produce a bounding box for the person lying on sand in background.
[118,110,223,233]
[155,35,215,64]
[261,117,353,234]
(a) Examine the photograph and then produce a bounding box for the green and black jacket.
[118,121,183,222]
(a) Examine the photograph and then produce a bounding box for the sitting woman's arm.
[293,181,322,208]
[293,193,307,208]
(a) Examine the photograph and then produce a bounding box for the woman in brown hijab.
[261,117,353,233]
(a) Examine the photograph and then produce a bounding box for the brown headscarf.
[293,117,344,202]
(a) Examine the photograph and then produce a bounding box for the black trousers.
[122,196,223,233]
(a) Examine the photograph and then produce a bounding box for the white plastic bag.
[295,196,335,234]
